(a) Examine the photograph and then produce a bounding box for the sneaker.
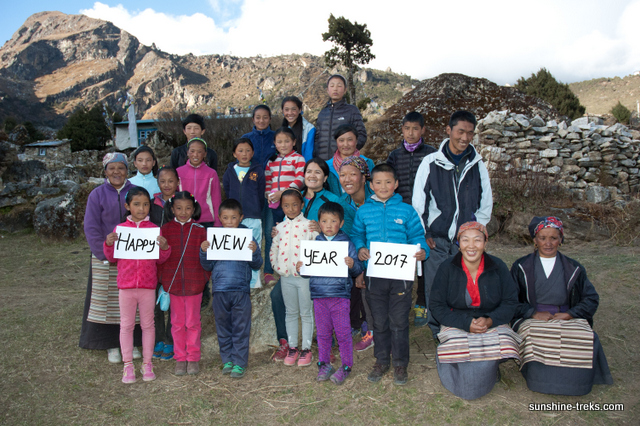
[132,347,142,360]
[298,349,313,367]
[107,348,122,364]
[272,339,289,362]
[174,361,187,376]
[317,362,335,381]
[393,366,408,385]
[330,365,351,385]
[414,305,428,328]
[264,273,277,286]
[152,342,164,359]
[187,361,200,375]
[367,363,390,383]
[222,362,234,375]
[161,344,174,361]
[355,331,374,352]
[141,362,156,381]
[283,348,299,366]
[122,362,136,384]
[230,365,246,378]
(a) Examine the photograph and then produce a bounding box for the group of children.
[106,74,441,386]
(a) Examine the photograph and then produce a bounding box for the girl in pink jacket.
[104,187,171,384]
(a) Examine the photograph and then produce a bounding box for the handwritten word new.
[210,234,247,251]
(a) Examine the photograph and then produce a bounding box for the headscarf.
[102,152,128,169]
[339,156,370,180]
[529,216,564,243]
[457,221,489,241]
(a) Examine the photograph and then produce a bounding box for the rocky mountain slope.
[569,74,640,116]
[0,11,416,127]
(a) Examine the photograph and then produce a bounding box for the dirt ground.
[0,231,637,425]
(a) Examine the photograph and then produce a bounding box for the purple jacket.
[84,179,134,261]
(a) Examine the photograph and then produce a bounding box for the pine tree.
[516,68,586,119]
[57,105,112,151]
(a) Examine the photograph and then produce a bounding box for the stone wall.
[475,111,640,203]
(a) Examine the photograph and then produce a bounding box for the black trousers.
[365,277,413,367]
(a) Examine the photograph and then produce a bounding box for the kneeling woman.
[511,216,613,396]
[430,222,520,400]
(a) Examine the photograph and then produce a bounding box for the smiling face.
[534,227,562,258]
[402,121,425,145]
[253,108,271,131]
[275,132,295,156]
[458,228,487,265]
[157,170,179,200]
[171,198,195,223]
[304,162,327,192]
[183,123,205,141]
[187,141,206,167]
[446,120,475,155]
[281,194,302,220]
[336,131,358,158]
[282,101,301,126]
[125,194,151,222]
[319,211,343,237]
[219,208,243,229]
[339,164,365,196]
[105,162,127,188]
[370,171,398,202]
[327,77,347,102]
[134,151,155,175]
[233,142,254,167]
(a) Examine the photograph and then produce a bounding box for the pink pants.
[119,288,156,364]
[170,293,203,362]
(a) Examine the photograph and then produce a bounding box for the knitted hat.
[457,221,489,241]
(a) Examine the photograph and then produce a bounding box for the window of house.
[39,148,46,156]
[138,128,157,145]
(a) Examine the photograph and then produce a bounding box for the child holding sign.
[104,187,171,384]
[296,202,362,384]
[200,199,263,379]
[350,164,428,386]
[159,191,210,376]
[270,189,318,367]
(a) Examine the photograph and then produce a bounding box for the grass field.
[0,231,637,425]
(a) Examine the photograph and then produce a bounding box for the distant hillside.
[0,11,417,128]
[569,74,640,116]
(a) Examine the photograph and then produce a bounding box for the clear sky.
[2,0,639,85]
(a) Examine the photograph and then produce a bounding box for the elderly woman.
[79,153,141,362]
[430,222,521,400]
[511,216,613,395]
[327,124,375,196]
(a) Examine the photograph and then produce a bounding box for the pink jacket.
[177,162,222,226]
[104,217,171,290]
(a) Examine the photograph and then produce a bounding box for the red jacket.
[158,220,211,296]
[103,217,171,290]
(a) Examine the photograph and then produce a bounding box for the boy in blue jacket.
[296,202,362,385]
[200,199,263,379]
[351,164,429,385]
[223,137,266,288]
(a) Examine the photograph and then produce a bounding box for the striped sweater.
[265,150,305,194]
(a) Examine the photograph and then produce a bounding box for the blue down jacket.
[199,224,263,293]
[307,230,362,299]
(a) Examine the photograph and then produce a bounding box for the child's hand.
[296,261,303,273]
[201,241,211,251]
[157,236,169,251]
[308,220,320,233]
[414,249,426,261]
[271,226,279,238]
[345,256,354,268]
[355,272,366,289]
[249,241,258,252]
[105,232,118,246]
[358,248,370,261]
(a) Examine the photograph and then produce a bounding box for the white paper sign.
[366,242,419,281]
[206,228,253,261]
[114,226,160,259]
[299,240,349,278]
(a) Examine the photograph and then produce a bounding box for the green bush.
[611,101,631,124]
[357,97,371,111]
[3,117,17,132]
[57,105,112,151]
[516,68,586,119]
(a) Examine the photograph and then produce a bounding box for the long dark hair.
[164,191,202,222]
[123,186,151,221]
[270,127,297,161]
[132,146,159,177]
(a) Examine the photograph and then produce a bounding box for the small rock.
[585,186,610,203]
